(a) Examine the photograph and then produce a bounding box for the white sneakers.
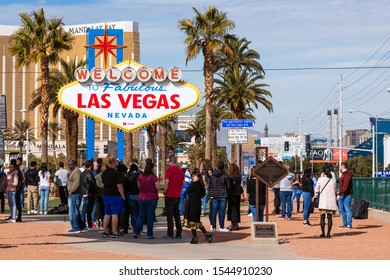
[219,228,229,232]
[6,219,16,223]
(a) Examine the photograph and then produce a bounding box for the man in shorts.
[101,157,125,238]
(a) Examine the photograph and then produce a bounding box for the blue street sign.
[376,170,390,178]
[221,119,253,128]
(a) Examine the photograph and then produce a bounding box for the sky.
[2,0,390,138]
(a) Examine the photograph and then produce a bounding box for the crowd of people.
[0,155,354,241]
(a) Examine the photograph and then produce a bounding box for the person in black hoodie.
[81,160,98,230]
[208,161,231,232]
[25,161,39,214]
[126,163,140,232]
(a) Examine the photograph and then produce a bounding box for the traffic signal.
[284,141,289,151]
[305,142,312,153]
[104,145,108,154]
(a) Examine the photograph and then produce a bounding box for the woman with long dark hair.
[38,162,51,215]
[134,162,159,239]
[302,168,314,226]
[312,166,337,238]
[184,172,213,244]
[227,163,242,231]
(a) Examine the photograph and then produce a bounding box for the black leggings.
[320,213,333,237]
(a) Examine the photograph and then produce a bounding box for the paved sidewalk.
[53,217,312,260]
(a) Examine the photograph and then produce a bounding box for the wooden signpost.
[250,156,288,244]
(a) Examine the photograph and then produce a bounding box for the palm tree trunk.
[65,113,79,163]
[125,132,133,166]
[211,127,217,168]
[147,125,156,163]
[40,57,50,163]
[52,138,58,168]
[195,140,201,169]
[204,45,214,164]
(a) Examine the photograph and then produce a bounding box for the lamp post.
[348,109,376,177]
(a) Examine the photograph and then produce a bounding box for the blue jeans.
[202,188,208,212]
[39,186,50,212]
[179,189,188,215]
[249,204,266,222]
[68,193,83,231]
[128,194,139,228]
[302,191,312,221]
[292,189,302,212]
[280,191,292,218]
[135,199,158,237]
[211,197,227,229]
[81,196,95,228]
[7,191,16,219]
[338,195,353,227]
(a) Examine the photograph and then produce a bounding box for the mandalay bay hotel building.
[0,21,143,164]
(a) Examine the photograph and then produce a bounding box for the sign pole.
[255,178,258,222]
[265,184,269,222]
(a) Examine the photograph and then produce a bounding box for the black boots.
[190,237,198,244]
[205,233,213,243]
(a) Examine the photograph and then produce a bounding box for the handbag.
[313,178,331,208]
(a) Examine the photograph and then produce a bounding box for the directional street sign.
[253,156,288,187]
[221,119,253,128]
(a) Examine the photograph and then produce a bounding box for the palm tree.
[196,104,230,167]
[166,131,187,157]
[215,69,273,163]
[184,118,204,168]
[214,36,264,74]
[146,124,157,163]
[5,120,37,158]
[29,58,85,162]
[48,122,62,168]
[157,117,175,182]
[9,8,74,163]
[178,6,234,164]
[125,132,133,166]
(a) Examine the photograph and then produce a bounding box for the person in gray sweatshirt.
[278,164,294,220]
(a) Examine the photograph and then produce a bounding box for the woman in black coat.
[184,172,213,244]
[227,163,242,231]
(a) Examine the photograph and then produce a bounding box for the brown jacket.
[338,170,353,196]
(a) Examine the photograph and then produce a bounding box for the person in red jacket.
[337,162,353,229]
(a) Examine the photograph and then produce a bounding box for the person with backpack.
[54,162,69,205]
[25,161,39,214]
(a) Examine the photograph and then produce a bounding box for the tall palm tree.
[157,117,175,181]
[178,6,234,164]
[215,69,273,163]
[125,132,133,166]
[146,124,157,164]
[48,122,62,168]
[29,58,85,162]
[5,120,37,158]
[9,8,74,163]
[184,118,204,169]
[196,104,230,168]
[166,131,187,157]
[215,36,264,74]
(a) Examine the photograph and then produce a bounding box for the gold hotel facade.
[0,21,140,164]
